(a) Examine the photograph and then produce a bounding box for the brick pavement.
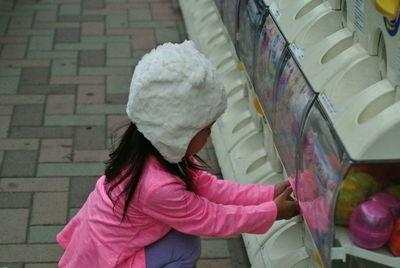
[0,0,250,267]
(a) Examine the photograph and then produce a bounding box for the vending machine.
[178,0,400,267]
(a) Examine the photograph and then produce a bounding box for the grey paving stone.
[7,29,54,36]
[0,244,63,262]
[1,151,37,177]
[80,66,131,76]
[106,93,128,104]
[69,207,80,220]
[197,259,233,268]
[15,3,57,11]
[0,66,21,76]
[55,28,80,43]
[58,15,104,23]
[28,225,64,243]
[0,17,9,35]
[80,50,105,67]
[52,58,77,76]
[19,84,76,94]
[0,177,69,193]
[0,116,9,137]
[128,21,177,28]
[39,139,72,163]
[106,58,138,66]
[0,151,3,167]
[20,67,49,85]
[37,162,104,176]
[227,237,251,268]
[155,27,181,43]
[106,14,128,28]
[0,76,19,95]
[25,264,58,268]
[128,8,152,21]
[0,209,29,243]
[0,0,13,11]
[83,0,105,9]
[200,239,231,258]
[0,106,13,115]
[0,264,24,268]
[81,35,130,43]
[44,115,105,126]
[0,192,31,208]
[69,176,98,207]
[76,104,125,114]
[11,104,44,126]
[106,75,131,94]
[10,126,73,138]
[31,192,68,224]
[27,51,78,59]
[74,126,106,150]
[77,85,105,104]
[29,36,53,51]
[0,138,38,150]
[106,42,130,58]
[59,4,81,16]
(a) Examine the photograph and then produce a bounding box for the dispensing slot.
[358,91,395,124]
[321,35,353,64]
[300,12,343,48]
[232,117,252,134]
[295,0,324,20]
[246,155,268,174]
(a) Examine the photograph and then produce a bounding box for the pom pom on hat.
[126,40,227,163]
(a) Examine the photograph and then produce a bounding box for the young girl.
[56,40,299,268]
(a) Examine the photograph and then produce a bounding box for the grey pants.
[145,229,201,268]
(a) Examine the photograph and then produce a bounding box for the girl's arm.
[141,180,277,237]
[192,170,276,206]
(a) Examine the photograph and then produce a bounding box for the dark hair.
[105,122,208,221]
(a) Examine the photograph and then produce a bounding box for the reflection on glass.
[253,15,286,124]
[274,53,315,176]
[237,0,265,78]
[297,101,347,268]
[222,0,240,43]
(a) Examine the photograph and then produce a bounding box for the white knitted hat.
[126,40,227,163]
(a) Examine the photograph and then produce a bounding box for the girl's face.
[186,124,213,156]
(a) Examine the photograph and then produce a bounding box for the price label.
[319,92,337,120]
[289,43,305,61]
[269,2,281,21]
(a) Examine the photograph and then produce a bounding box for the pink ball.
[369,192,400,218]
[349,200,394,249]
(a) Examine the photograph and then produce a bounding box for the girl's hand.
[274,187,299,220]
[274,180,291,198]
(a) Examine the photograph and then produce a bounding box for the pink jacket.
[57,157,277,267]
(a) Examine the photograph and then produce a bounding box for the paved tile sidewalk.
[0,0,250,267]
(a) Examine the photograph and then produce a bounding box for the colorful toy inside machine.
[349,200,394,249]
[334,164,400,253]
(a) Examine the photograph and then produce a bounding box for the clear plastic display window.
[297,100,349,268]
[221,0,240,43]
[274,49,316,176]
[253,13,287,126]
[237,0,266,78]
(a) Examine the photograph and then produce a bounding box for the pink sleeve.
[193,170,276,205]
[141,180,277,237]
